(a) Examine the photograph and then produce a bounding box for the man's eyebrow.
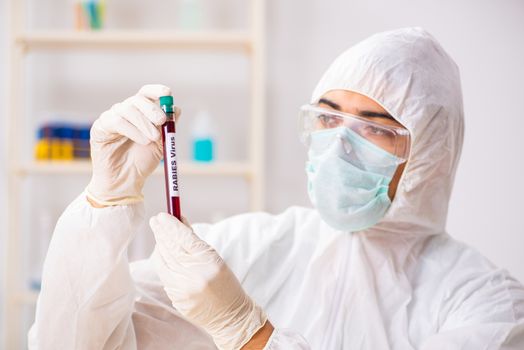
[318,98,341,110]
[358,110,394,120]
[319,98,394,120]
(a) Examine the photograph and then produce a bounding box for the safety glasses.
[299,104,411,160]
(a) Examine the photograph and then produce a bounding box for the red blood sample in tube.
[159,96,181,220]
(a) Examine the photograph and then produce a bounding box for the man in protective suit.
[30,27,524,349]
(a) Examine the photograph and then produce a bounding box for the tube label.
[165,132,179,197]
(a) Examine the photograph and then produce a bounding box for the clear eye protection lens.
[299,104,410,160]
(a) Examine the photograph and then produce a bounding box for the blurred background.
[1,0,523,348]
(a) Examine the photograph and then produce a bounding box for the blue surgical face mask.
[306,127,403,232]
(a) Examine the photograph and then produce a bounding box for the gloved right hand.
[150,213,269,350]
[86,84,180,206]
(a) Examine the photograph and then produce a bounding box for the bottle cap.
[159,96,174,113]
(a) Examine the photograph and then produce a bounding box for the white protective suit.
[30,27,524,349]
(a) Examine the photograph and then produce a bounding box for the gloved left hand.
[149,213,268,350]
[86,84,180,206]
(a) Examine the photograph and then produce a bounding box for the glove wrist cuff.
[212,302,268,350]
[85,187,144,206]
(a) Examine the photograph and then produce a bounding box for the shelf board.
[16,160,253,177]
[15,30,252,51]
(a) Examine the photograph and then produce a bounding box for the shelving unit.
[16,160,253,177]
[16,30,252,49]
[4,1,266,348]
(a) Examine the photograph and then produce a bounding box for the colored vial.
[34,126,52,160]
[50,125,62,160]
[73,125,91,159]
[160,95,182,220]
[60,125,75,160]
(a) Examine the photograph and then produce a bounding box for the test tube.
[159,96,182,220]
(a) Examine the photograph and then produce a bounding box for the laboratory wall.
[2,0,524,346]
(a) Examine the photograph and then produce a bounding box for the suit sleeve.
[263,328,311,349]
[421,268,524,349]
[28,192,143,350]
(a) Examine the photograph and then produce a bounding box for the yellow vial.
[50,139,61,160]
[34,139,51,160]
[61,140,75,160]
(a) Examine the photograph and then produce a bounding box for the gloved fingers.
[174,106,182,124]
[96,109,150,145]
[181,216,192,227]
[153,212,193,231]
[137,85,182,125]
[137,84,172,102]
[152,137,164,153]
[150,212,197,253]
[151,246,203,305]
[127,95,167,126]
[176,216,218,255]
[151,246,197,300]
[152,237,223,298]
[152,244,185,274]
[114,101,161,142]
[150,213,221,270]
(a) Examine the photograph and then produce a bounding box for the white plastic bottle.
[191,110,215,162]
[177,0,207,30]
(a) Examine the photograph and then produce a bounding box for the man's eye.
[318,115,343,128]
[363,125,388,136]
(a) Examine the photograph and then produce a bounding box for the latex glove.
[150,213,268,350]
[86,84,180,206]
